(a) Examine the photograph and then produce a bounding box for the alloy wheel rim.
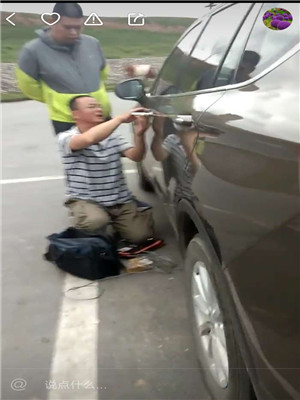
[191,261,229,388]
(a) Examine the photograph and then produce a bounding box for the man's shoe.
[135,199,152,212]
[118,238,165,258]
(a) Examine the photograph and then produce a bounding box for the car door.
[190,2,299,398]
[141,18,208,201]
[142,3,256,222]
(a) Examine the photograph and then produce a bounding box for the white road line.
[47,275,100,400]
[40,166,136,399]
[0,176,64,184]
[2,167,138,398]
[1,169,136,185]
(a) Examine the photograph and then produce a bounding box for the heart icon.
[41,13,61,26]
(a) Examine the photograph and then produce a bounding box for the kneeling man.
[57,95,154,243]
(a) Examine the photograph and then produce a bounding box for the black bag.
[44,227,122,280]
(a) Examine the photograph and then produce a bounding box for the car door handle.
[173,115,195,128]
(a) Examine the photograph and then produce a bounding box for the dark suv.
[115,3,299,400]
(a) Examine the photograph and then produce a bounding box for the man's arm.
[69,108,145,151]
[16,47,44,102]
[123,116,149,162]
[178,130,201,176]
[151,116,169,161]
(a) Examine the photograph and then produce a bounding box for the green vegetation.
[1,88,116,103]
[0,92,29,102]
[2,26,38,62]
[1,15,195,102]
[1,17,194,62]
[105,17,194,27]
[95,16,194,27]
[84,27,181,59]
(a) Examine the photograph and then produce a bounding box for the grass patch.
[1,87,117,102]
[1,25,188,63]
[99,17,194,27]
[105,83,116,92]
[1,92,30,102]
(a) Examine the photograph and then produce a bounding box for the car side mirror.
[114,79,146,101]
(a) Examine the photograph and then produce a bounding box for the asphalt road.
[2,94,209,400]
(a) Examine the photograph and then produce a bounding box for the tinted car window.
[235,2,299,83]
[153,22,204,95]
[178,3,252,92]
[215,4,260,87]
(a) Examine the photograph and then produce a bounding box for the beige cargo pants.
[65,199,154,244]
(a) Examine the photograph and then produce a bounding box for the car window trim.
[150,18,209,94]
[230,3,264,84]
[175,4,235,91]
[188,3,243,58]
[223,44,299,91]
[212,3,260,87]
[181,3,255,92]
[233,2,297,83]
[150,3,232,94]
[147,44,299,99]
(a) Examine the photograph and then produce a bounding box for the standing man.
[16,3,111,135]
[57,95,155,244]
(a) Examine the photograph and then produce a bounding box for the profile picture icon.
[263,8,293,30]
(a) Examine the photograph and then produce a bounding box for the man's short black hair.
[242,51,261,67]
[69,95,93,111]
[53,3,83,18]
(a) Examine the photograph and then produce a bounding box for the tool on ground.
[124,251,177,274]
[118,238,165,258]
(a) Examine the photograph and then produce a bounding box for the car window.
[235,2,299,83]
[178,3,252,92]
[214,4,261,88]
[153,22,205,95]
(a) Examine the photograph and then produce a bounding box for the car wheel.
[137,162,154,192]
[185,234,252,400]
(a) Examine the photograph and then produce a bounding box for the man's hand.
[178,130,199,152]
[121,108,149,162]
[152,116,165,136]
[119,107,148,124]
[151,116,169,162]
[125,64,157,79]
[133,115,149,136]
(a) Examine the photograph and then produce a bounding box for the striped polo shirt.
[162,134,194,202]
[57,126,134,206]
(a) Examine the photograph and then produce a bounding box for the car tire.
[137,162,154,192]
[185,234,252,400]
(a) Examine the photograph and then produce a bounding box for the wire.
[64,258,177,301]
[65,280,105,300]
